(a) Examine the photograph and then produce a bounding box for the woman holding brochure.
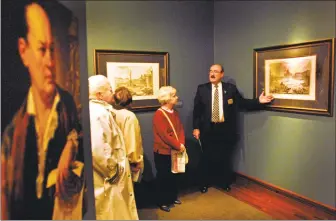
[152,86,186,212]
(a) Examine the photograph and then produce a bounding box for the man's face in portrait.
[18,3,56,98]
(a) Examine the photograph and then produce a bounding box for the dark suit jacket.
[193,82,264,142]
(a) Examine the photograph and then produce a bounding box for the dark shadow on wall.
[223,76,270,174]
[142,152,155,181]
[223,76,245,177]
[179,137,204,189]
[134,150,156,209]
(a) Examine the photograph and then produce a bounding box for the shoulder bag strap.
[158,108,179,141]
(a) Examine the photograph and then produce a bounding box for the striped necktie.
[212,84,220,122]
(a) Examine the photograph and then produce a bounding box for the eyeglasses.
[209,70,222,74]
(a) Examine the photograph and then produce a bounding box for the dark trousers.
[199,123,236,188]
[154,152,179,206]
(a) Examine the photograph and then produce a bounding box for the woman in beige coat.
[112,86,144,182]
[88,75,138,220]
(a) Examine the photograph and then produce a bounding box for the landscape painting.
[253,38,335,116]
[94,50,169,111]
[106,62,160,100]
[265,55,316,101]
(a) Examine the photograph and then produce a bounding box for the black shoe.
[200,186,208,193]
[159,205,170,212]
[174,199,182,205]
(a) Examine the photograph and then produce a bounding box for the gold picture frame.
[94,50,169,112]
[254,38,335,116]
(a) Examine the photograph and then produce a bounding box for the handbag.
[158,108,188,173]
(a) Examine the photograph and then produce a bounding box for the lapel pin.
[224,90,227,94]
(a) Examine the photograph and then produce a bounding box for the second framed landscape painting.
[94,50,169,111]
[254,38,335,116]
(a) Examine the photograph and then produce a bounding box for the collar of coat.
[90,99,116,117]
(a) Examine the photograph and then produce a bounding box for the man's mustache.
[210,75,216,78]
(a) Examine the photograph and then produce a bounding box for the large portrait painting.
[254,38,335,116]
[95,50,169,111]
[1,0,88,219]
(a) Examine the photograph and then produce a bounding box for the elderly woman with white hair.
[88,75,139,220]
[152,86,186,212]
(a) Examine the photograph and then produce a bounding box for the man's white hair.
[157,86,177,105]
[88,75,111,100]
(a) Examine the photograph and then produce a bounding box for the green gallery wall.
[63,0,335,209]
[213,1,335,208]
[86,0,215,182]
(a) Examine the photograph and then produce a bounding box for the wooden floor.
[135,174,336,220]
[226,175,336,220]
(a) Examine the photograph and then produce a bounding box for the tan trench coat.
[114,108,144,182]
[89,100,138,220]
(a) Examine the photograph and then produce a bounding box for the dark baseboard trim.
[235,171,336,215]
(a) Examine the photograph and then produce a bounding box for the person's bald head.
[25,3,53,43]
[18,1,56,100]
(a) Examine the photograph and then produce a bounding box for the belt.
[210,121,224,124]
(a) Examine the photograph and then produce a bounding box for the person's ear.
[18,37,29,67]
[96,91,103,100]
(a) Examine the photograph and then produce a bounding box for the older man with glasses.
[192,64,274,194]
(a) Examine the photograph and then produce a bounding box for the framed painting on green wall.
[94,50,169,112]
[254,38,335,116]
